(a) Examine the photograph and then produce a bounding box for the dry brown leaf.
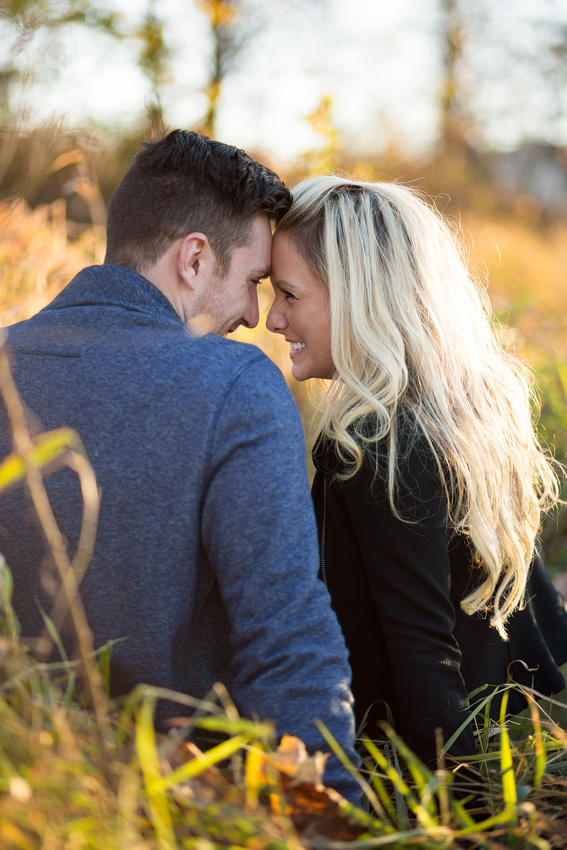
[269,735,328,786]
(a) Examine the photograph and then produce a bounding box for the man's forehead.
[246,218,272,268]
[231,244,270,279]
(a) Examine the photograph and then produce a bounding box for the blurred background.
[2,0,567,575]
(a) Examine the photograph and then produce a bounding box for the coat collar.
[46,264,182,325]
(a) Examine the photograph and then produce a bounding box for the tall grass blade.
[314,720,384,816]
[361,737,437,829]
[361,737,405,825]
[38,607,69,663]
[499,689,518,824]
[443,683,513,752]
[526,695,546,790]
[0,554,20,639]
[135,698,175,849]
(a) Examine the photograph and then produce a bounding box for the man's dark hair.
[105,130,292,273]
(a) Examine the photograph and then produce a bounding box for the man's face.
[196,216,272,336]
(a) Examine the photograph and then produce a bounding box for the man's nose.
[241,288,260,329]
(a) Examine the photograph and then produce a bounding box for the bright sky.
[4,0,567,163]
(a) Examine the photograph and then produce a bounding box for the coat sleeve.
[200,354,360,801]
[339,442,477,768]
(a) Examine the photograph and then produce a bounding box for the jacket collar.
[46,264,182,326]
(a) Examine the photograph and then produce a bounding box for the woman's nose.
[266,298,286,333]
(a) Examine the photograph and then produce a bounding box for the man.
[0,131,359,799]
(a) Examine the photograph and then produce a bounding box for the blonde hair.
[277,175,559,638]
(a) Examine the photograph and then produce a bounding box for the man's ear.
[177,232,214,290]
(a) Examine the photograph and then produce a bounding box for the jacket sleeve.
[339,442,477,768]
[200,353,360,801]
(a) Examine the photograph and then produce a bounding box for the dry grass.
[0,199,100,327]
[463,213,567,364]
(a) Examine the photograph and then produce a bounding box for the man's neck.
[139,253,189,324]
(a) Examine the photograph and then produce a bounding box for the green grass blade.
[498,689,518,824]
[444,683,514,752]
[361,737,437,829]
[362,737,405,825]
[192,714,274,738]
[527,696,546,790]
[380,723,434,799]
[148,731,249,795]
[314,720,384,816]
[0,556,19,639]
[0,427,80,491]
[135,699,175,850]
[38,607,68,663]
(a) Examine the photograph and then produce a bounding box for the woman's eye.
[282,289,295,300]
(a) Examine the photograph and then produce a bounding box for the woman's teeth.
[290,342,306,352]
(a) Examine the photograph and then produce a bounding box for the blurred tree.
[196,0,289,139]
[438,0,467,154]
[197,0,242,137]
[196,0,326,139]
[303,94,341,174]
[435,0,567,152]
[0,0,175,209]
[0,0,176,136]
[429,0,567,212]
[0,0,121,121]
[426,0,478,205]
[132,0,170,136]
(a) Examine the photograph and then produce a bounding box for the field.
[1,157,567,847]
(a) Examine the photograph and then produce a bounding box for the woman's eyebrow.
[271,276,297,289]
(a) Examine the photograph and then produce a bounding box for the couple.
[2,130,567,798]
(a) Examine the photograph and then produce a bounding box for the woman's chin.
[290,361,310,382]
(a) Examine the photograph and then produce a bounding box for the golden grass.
[463,213,567,364]
[0,200,100,327]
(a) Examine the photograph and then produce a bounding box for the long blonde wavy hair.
[276,175,559,638]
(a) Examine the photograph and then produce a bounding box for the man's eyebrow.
[251,267,271,279]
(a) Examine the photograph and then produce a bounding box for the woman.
[266,176,567,770]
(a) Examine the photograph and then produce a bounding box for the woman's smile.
[289,340,306,356]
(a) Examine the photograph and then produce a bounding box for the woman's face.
[267,232,335,382]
